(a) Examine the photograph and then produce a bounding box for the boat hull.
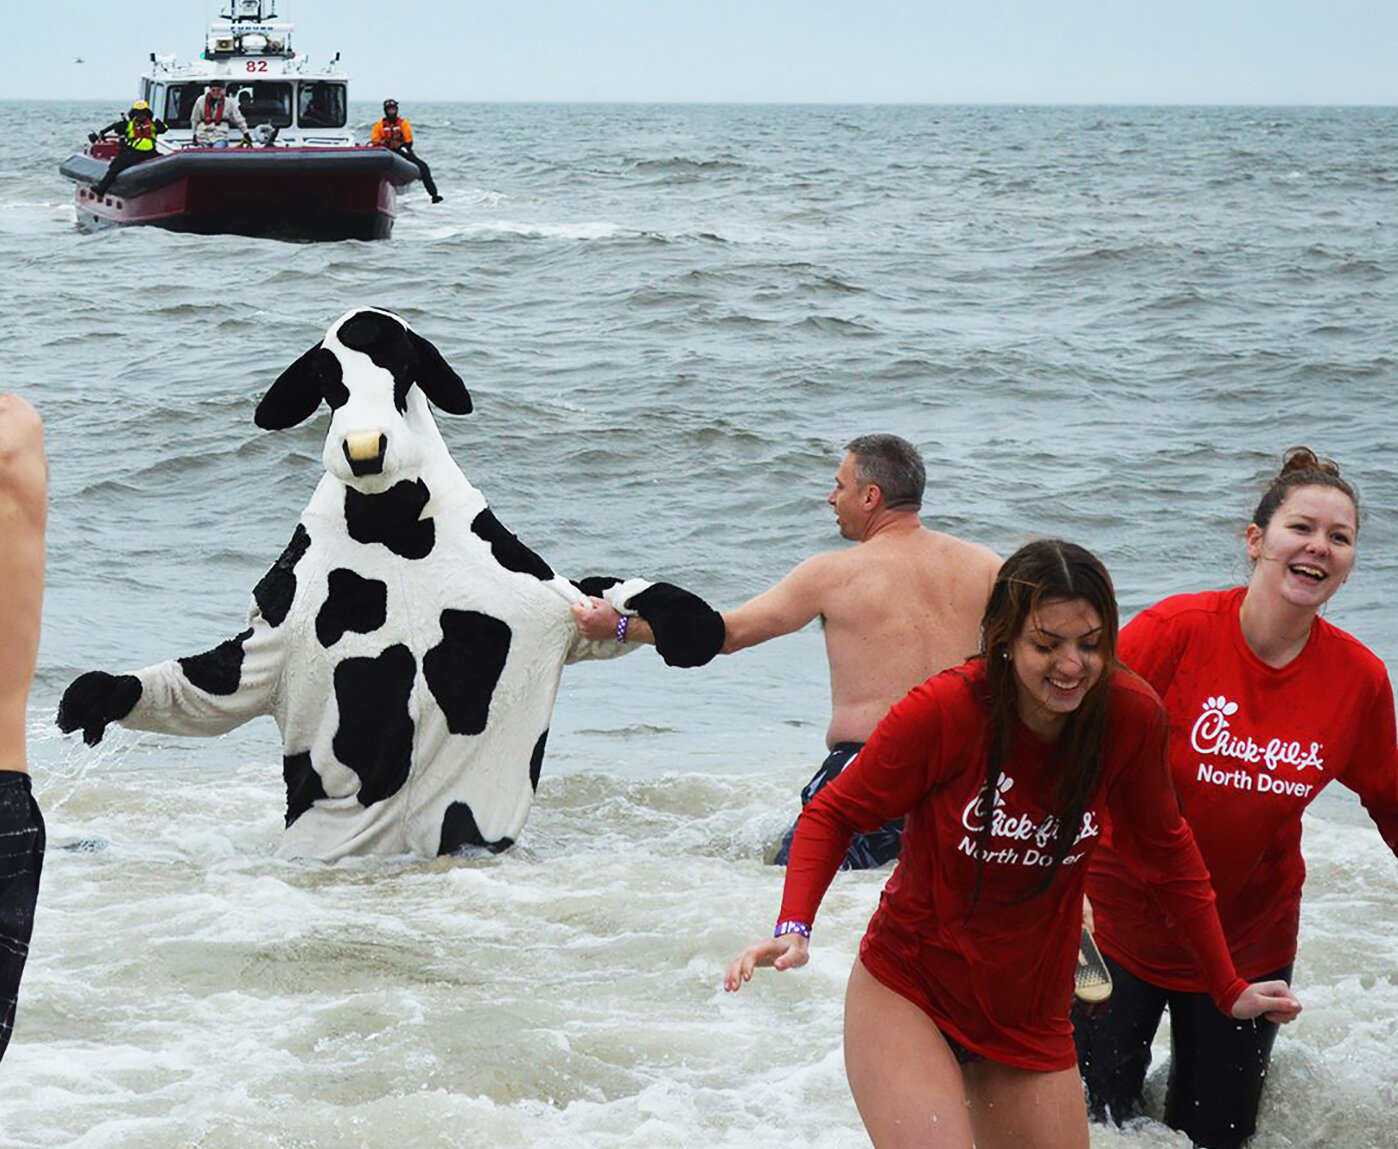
[61,147,422,241]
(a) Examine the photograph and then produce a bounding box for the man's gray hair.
[844,434,925,512]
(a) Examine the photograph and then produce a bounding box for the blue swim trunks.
[769,742,904,870]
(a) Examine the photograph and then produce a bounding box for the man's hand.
[571,596,621,642]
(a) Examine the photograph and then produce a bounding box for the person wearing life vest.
[371,98,443,203]
[190,81,252,148]
[90,100,169,198]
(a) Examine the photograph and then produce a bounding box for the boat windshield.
[227,82,294,127]
[297,82,347,128]
[161,81,296,128]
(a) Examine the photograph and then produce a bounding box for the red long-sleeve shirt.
[1087,588,1398,988]
[779,659,1245,1071]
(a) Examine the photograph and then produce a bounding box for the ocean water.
[1,100,1396,1147]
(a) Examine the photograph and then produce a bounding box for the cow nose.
[343,431,387,476]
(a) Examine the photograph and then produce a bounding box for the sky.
[11,0,1398,105]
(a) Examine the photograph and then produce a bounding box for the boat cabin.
[139,0,356,148]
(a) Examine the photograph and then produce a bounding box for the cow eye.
[318,353,349,409]
[323,375,349,409]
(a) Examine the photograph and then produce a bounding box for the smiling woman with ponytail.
[1076,448,1398,1149]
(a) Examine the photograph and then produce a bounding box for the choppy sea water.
[1,100,1396,1147]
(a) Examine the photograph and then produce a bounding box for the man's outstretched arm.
[573,554,830,655]
[718,555,830,653]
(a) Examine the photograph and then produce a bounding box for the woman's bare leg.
[843,958,975,1148]
[963,1057,1089,1149]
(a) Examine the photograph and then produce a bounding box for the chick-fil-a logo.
[960,774,1099,847]
[1190,695,1325,772]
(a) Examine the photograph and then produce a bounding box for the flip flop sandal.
[1075,926,1113,1005]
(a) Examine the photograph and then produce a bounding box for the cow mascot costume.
[58,307,723,861]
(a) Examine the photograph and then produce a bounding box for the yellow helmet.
[130,99,151,112]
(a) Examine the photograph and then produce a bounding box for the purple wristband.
[773,920,811,939]
[616,615,630,644]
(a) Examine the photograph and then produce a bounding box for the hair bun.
[1279,446,1340,479]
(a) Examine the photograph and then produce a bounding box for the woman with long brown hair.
[1076,448,1398,1149]
[726,538,1298,1149]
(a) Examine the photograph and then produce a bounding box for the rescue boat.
[59,0,422,241]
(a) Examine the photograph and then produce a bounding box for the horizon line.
[8,96,1398,109]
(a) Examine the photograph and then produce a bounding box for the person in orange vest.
[90,100,169,198]
[190,80,252,148]
[371,98,443,203]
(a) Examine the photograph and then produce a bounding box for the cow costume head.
[256,307,473,494]
[56,309,724,861]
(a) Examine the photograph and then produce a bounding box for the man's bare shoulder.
[782,547,853,582]
[925,530,1002,573]
[840,525,998,567]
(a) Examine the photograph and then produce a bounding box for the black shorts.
[945,1033,982,1066]
[769,742,904,870]
[0,771,44,1063]
[1072,951,1292,1149]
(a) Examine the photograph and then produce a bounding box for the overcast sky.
[12,0,1398,104]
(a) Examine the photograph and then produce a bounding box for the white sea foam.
[4,759,1394,1147]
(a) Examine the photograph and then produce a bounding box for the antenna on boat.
[220,0,279,20]
[209,0,293,58]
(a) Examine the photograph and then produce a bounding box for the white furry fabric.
[116,308,649,861]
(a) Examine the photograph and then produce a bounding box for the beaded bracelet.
[615,615,630,644]
[773,920,811,939]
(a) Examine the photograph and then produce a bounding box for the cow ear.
[407,329,472,415]
[256,345,330,430]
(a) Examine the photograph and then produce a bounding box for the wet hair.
[843,433,925,512]
[1251,446,1359,534]
[969,539,1119,910]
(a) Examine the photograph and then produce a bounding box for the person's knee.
[0,395,44,463]
[0,395,47,505]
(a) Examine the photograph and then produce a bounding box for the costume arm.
[564,576,724,667]
[370,121,385,145]
[127,605,283,733]
[228,102,248,132]
[1103,681,1246,1014]
[401,120,414,146]
[59,601,284,743]
[720,555,829,654]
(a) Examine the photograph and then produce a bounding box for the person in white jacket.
[190,81,250,147]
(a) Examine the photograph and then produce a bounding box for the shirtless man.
[574,433,1000,868]
[0,394,47,1062]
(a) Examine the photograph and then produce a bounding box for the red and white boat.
[59,0,421,241]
